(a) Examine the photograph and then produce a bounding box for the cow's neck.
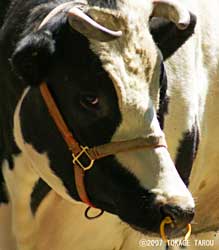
[34,190,145,250]
[189,74,219,233]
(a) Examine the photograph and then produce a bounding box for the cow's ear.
[149,13,196,60]
[11,30,55,85]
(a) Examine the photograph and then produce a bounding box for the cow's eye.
[80,94,99,109]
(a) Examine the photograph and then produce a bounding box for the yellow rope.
[160,216,192,242]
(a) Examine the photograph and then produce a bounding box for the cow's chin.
[119,216,162,237]
[114,202,163,236]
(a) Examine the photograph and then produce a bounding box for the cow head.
[12,0,196,237]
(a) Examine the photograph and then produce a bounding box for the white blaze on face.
[112,103,194,209]
[90,0,194,209]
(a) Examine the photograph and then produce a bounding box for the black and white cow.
[0,0,217,249]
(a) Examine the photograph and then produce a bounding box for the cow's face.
[12,0,196,236]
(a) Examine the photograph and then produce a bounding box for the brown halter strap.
[39,81,167,212]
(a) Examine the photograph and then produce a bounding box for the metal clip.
[72,146,95,171]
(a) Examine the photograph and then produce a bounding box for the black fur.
[12,30,56,85]
[31,179,51,214]
[157,62,169,129]
[175,120,199,186]
[0,0,67,205]
[150,13,197,60]
[0,0,10,27]
[151,12,196,129]
[0,0,22,202]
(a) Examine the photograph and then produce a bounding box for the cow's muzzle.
[160,204,194,238]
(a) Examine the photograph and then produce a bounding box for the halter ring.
[85,207,104,220]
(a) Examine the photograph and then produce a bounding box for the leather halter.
[39,81,167,213]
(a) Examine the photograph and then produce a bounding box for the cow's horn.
[38,2,75,30]
[68,7,122,42]
[152,0,191,30]
[38,2,122,42]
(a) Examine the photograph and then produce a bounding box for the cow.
[0,0,218,249]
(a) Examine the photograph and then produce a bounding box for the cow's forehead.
[89,0,160,108]
[88,0,152,13]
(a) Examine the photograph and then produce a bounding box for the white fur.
[0,204,16,250]
[2,157,38,250]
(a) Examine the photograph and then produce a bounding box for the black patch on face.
[149,13,197,60]
[19,23,122,200]
[31,178,51,214]
[175,120,199,186]
[157,62,169,129]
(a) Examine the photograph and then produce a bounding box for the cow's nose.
[160,204,194,226]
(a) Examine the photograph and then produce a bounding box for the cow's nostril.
[160,204,194,225]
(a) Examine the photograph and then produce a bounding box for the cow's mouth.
[117,202,194,239]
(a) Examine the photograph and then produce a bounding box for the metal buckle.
[72,146,95,171]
